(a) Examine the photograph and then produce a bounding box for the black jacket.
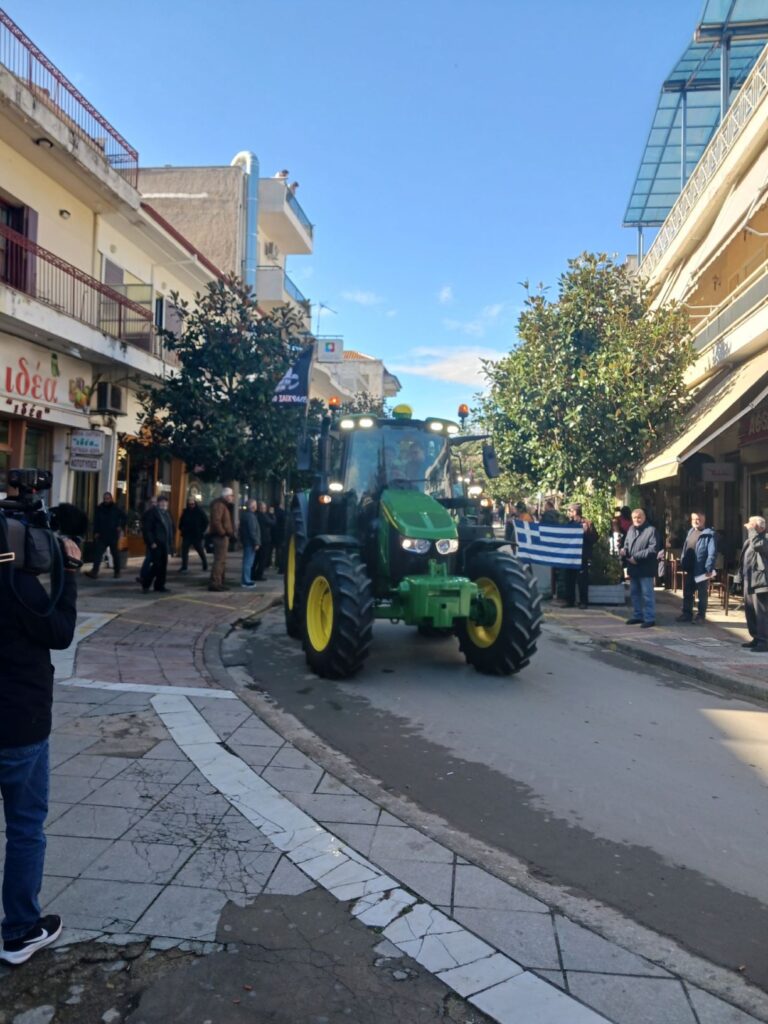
[179,505,208,543]
[93,501,126,543]
[622,522,659,578]
[239,509,261,548]
[258,510,276,545]
[0,570,77,747]
[736,529,768,594]
[142,506,173,549]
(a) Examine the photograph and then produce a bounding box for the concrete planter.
[588,583,627,605]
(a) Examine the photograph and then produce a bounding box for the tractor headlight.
[435,538,459,555]
[339,418,355,430]
[401,537,431,554]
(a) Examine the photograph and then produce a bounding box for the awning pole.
[720,36,731,119]
[637,227,645,264]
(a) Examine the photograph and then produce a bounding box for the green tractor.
[284,405,542,679]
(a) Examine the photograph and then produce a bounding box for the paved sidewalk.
[1,558,766,1024]
[545,589,768,704]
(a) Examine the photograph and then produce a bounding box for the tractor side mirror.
[482,443,500,479]
[297,436,313,472]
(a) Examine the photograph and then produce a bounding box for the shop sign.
[69,455,101,472]
[702,462,737,482]
[0,336,92,421]
[739,399,768,448]
[71,430,104,458]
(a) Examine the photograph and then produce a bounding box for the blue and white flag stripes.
[514,521,584,568]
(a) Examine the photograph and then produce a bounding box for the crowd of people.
[498,496,767,650]
[83,489,287,595]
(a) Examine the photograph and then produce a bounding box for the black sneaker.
[625,617,643,625]
[640,621,656,629]
[742,639,758,649]
[693,614,706,624]
[675,614,692,623]
[0,915,62,965]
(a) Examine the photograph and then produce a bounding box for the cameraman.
[0,536,80,964]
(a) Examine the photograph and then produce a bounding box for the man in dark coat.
[85,492,126,579]
[676,511,718,624]
[140,496,174,593]
[734,515,768,652]
[621,509,659,628]
[561,503,598,608]
[179,497,208,573]
[254,501,276,580]
[0,534,80,963]
[239,498,261,588]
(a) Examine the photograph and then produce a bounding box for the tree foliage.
[141,277,316,484]
[341,391,390,416]
[480,253,693,492]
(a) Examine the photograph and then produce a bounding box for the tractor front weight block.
[375,560,478,628]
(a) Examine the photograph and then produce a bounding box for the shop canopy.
[624,2,768,228]
[637,349,768,484]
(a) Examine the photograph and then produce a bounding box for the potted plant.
[588,540,626,605]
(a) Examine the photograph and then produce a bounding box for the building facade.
[0,11,218,549]
[627,5,768,562]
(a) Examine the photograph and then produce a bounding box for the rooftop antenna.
[314,301,337,336]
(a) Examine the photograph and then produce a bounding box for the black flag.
[272,347,313,405]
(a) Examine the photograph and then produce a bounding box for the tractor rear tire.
[456,550,542,675]
[284,532,303,639]
[302,549,374,679]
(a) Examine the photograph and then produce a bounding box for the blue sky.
[7,0,702,419]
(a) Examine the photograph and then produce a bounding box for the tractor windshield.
[344,425,453,500]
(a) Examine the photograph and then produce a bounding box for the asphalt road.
[247,610,768,991]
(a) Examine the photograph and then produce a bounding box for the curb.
[592,634,768,704]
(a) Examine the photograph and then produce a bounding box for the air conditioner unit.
[264,241,280,260]
[94,382,124,415]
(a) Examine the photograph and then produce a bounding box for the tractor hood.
[381,488,457,540]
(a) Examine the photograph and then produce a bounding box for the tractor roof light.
[359,417,375,428]
[392,404,413,420]
[339,418,355,430]
[318,494,332,505]
[328,396,342,410]
[328,482,344,492]
[468,485,483,497]
[445,424,459,435]
[428,420,444,432]
[480,497,492,507]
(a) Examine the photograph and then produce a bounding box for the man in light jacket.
[677,511,718,624]
[208,487,235,592]
[239,499,261,589]
[621,509,659,628]
[734,515,768,653]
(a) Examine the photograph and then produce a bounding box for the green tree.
[141,277,314,484]
[341,391,390,416]
[480,253,693,493]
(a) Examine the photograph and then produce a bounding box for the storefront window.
[23,426,51,470]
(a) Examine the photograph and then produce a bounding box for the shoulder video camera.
[0,468,87,573]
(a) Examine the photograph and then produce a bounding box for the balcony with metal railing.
[0,221,167,359]
[258,179,313,255]
[642,43,768,278]
[256,264,311,328]
[0,9,139,187]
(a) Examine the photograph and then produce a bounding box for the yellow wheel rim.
[286,536,296,611]
[467,577,502,648]
[306,574,334,651]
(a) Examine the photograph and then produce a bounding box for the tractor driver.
[388,438,428,487]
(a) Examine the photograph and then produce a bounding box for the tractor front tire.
[302,550,374,679]
[457,551,542,675]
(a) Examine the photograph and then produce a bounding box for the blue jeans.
[241,544,256,585]
[0,740,49,941]
[630,576,656,623]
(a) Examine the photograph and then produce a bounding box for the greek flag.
[514,521,584,568]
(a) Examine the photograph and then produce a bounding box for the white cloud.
[385,309,398,318]
[442,301,512,338]
[342,289,384,306]
[438,285,454,305]
[443,317,484,338]
[389,345,504,386]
